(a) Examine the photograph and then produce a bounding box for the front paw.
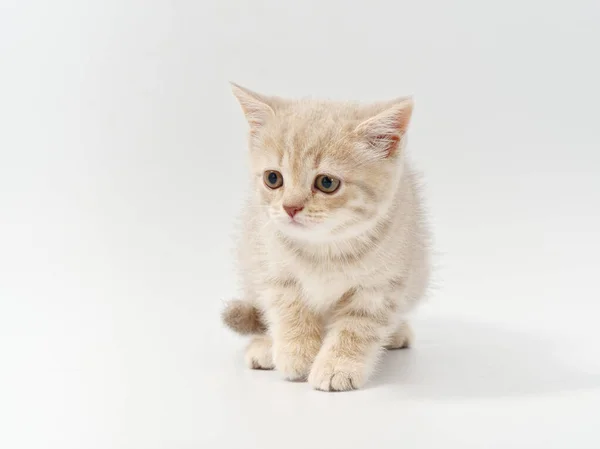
[273,341,319,381]
[308,355,366,392]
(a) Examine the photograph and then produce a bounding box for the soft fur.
[222,83,430,391]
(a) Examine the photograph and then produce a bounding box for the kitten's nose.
[283,204,304,218]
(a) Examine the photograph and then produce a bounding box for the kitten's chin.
[274,218,319,238]
[275,218,344,242]
[279,219,311,232]
[277,214,382,244]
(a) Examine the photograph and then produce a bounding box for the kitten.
[222,84,430,391]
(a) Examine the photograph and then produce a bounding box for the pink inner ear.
[374,133,401,157]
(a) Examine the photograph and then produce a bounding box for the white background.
[1,1,599,448]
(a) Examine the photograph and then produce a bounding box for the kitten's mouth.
[284,215,314,228]
[277,214,318,231]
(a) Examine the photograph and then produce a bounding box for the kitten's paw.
[245,336,274,370]
[385,322,414,350]
[308,356,365,392]
[273,342,318,381]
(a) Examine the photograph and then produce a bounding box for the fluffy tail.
[221,299,267,335]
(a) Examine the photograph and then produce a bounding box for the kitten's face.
[250,119,395,241]
[231,85,413,241]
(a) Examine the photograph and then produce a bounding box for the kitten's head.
[231,83,414,241]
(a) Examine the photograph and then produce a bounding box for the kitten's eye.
[314,174,341,194]
[263,170,283,189]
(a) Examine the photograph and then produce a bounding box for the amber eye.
[314,174,341,194]
[263,170,283,189]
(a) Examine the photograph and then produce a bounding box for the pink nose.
[283,205,304,218]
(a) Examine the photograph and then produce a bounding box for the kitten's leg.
[308,291,392,391]
[385,320,413,350]
[245,335,274,370]
[268,289,323,381]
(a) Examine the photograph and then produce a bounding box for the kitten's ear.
[230,82,276,130]
[354,98,414,158]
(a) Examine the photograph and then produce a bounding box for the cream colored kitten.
[222,84,430,391]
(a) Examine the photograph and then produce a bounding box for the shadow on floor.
[373,319,600,398]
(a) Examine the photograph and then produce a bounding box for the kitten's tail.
[221,299,267,335]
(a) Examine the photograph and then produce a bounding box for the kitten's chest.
[265,236,373,310]
[297,269,349,310]
[275,253,364,311]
